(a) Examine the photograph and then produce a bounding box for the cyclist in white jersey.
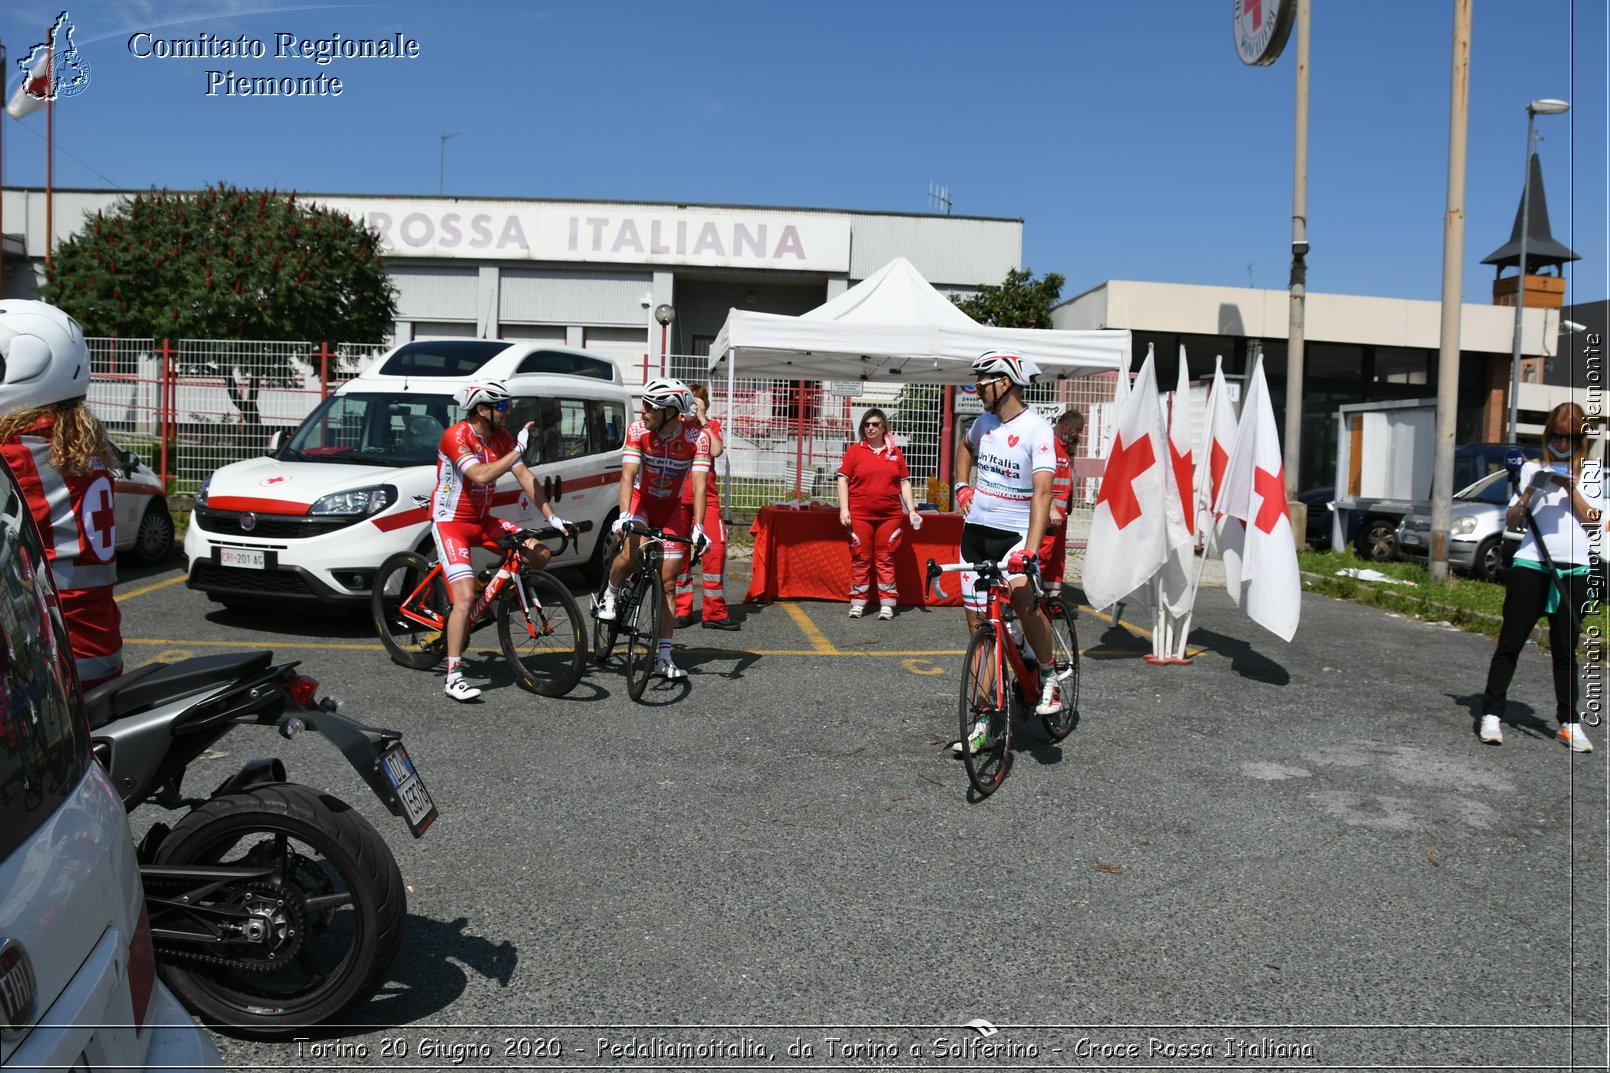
[952,351,1061,751]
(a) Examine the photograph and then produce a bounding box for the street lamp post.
[1506,98,1570,443]
[439,131,462,195]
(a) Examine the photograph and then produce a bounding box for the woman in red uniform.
[674,383,737,630]
[0,300,124,687]
[835,408,922,620]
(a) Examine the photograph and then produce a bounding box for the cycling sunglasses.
[493,399,511,413]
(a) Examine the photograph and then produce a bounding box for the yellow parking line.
[114,574,187,602]
[125,637,388,652]
[780,602,838,654]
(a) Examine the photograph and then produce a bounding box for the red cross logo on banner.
[1094,433,1156,530]
[1254,464,1288,533]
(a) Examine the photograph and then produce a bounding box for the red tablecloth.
[745,506,965,606]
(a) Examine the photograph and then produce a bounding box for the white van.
[184,340,631,608]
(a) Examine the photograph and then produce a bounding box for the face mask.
[1548,441,1573,459]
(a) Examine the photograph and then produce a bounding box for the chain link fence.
[85,337,389,495]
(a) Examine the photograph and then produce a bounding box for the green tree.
[44,182,397,355]
[951,267,1065,328]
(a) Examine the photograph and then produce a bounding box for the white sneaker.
[444,676,482,702]
[595,589,618,622]
[1479,714,1503,744]
[1034,674,1062,716]
[848,602,865,619]
[1558,723,1593,753]
[878,605,894,621]
[654,655,688,680]
[950,715,991,756]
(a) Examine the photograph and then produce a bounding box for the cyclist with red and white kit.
[596,378,712,680]
[952,351,1061,754]
[432,380,570,702]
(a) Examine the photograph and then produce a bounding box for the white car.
[184,339,631,609]
[0,457,224,1072]
[111,445,176,565]
[1394,471,1515,582]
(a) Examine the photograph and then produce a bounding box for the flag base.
[1142,653,1194,666]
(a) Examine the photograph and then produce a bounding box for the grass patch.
[1299,547,1607,657]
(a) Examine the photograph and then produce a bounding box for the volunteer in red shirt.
[673,382,737,631]
[1037,409,1083,600]
[836,407,922,620]
[432,379,571,702]
[596,378,711,681]
[0,300,123,688]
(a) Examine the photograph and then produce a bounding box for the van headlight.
[309,484,395,516]
[1451,516,1478,537]
[195,476,212,508]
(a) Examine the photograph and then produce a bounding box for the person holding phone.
[1479,402,1602,751]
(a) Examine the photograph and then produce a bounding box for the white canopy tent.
[705,256,1131,384]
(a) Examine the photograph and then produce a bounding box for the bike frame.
[398,525,577,634]
[929,558,1048,709]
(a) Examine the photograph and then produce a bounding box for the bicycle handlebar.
[498,519,593,558]
[617,520,706,567]
[925,556,1042,600]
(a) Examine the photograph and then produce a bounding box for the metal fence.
[85,337,390,493]
[668,356,1120,521]
[84,342,1123,535]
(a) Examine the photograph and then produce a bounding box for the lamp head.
[1528,98,1570,116]
[653,303,676,326]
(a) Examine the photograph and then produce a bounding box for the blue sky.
[2,1,1605,305]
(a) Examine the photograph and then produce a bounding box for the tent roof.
[707,256,1129,384]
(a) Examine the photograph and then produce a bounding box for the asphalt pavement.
[112,550,1608,1072]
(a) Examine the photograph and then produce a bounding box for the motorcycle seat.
[84,650,275,729]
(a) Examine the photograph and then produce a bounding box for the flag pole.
[0,37,7,294]
[44,27,53,273]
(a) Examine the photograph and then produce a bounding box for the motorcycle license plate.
[379,743,438,837]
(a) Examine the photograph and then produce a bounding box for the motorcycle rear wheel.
[149,783,406,1039]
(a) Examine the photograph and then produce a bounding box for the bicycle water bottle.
[1004,609,1028,657]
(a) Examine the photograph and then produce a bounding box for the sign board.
[317,199,853,272]
[1233,0,1295,66]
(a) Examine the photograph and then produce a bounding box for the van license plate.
[379,743,438,837]
[1400,533,1422,547]
[220,547,266,569]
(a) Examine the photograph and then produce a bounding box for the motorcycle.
[83,649,438,1039]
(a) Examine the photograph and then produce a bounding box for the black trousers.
[1482,564,1591,724]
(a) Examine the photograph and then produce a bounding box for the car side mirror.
[266,430,284,454]
[119,449,140,474]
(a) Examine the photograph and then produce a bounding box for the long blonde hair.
[0,401,119,476]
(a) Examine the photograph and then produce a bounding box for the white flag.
[1214,362,1301,642]
[1083,345,1169,609]
[1196,356,1238,534]
[4,47,50,121]
[1158,347,1196,615]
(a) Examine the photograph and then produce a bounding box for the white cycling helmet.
[0,300,91,415]
[640,377,693,416]
[971,350,1041,387]
[457,380,510,410]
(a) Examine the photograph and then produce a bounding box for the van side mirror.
[266,430,285,454]
[119,449,140,473]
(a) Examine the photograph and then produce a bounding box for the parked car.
[0,458,223,1071]
[184,339,630,609]
[1394,470,1516,582]
[111,445,175,565]
[1296,486,1335,550]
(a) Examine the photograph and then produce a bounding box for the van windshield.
[282,393,457,468]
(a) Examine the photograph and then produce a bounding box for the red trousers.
[849,514,905,608]
[674,503,729,621]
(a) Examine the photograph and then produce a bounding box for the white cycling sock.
[446,656,462,678]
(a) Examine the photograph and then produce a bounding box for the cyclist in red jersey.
[595,378,711,680]
[432,380,571,702]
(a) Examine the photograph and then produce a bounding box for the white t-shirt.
[1511,459,1606,567]
[965,407,1058,533]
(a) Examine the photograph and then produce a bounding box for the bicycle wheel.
[959,625,1010,796]
[371,551,448,669]
[1040,599,1081,741]
[497,571,586,697]
[622,576,662,702]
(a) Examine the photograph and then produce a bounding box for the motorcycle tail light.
[283,675,320,708]
[129,902,156,1035]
